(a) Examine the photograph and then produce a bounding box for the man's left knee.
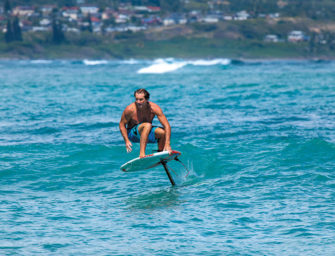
[138,123,152,134]
[141,122,152,130]
[155,127,165,138]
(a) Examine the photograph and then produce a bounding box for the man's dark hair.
[134,88,150,100]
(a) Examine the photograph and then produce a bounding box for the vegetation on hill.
[1,0,335,59]
[4,0,335,19]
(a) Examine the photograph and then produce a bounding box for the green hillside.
[1,0,335,59]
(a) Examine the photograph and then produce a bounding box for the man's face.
[135,93,147,108]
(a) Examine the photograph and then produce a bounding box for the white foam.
[137,60,186,74]
[83,60,108,66]
[137,58,231,74]
[122,59,139,64]
[190,59,231,66]
[31,60,53,64]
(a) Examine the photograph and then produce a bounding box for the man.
[119,88,172,158]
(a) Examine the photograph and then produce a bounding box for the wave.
[137,59,187,74]
[8,58,295,70]
[121,59,140,64]
[30,60,53,64]
[137,58,231,74]
[82,59,143,66]
[190,58,231,66]
[83,59,109,66]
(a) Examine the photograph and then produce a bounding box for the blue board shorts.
[127,124,159,143]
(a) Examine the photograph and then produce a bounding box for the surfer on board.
[119,88,172,158]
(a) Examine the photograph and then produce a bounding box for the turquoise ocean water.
[1,59,335,255]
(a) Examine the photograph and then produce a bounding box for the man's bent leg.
[138,122,152,157]
[155,127,166,151]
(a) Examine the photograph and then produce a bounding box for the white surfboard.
[120,150,181,172]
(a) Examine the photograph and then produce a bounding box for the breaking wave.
[137,58,231,74]
[191,59,231,66]
[83,59,109,66]
[30,60,53,64]
[137,59,187,74]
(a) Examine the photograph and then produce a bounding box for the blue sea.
[1,58,335,255]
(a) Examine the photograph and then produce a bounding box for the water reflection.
[126,187,181,210]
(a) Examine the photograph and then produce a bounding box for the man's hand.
[164,144,172,153]
[125,140,132,153]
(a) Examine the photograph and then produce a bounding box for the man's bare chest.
[131,109,155,123]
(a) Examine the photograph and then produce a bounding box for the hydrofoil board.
[121,150,181,172]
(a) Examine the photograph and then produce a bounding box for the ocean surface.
[1,58,335,255]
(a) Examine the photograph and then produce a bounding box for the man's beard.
[136,102,149,110]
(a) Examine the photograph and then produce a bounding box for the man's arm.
[153,104,172,151]
[119,108,132,153]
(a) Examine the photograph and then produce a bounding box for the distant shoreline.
[1,56,333,61]
[2,19,335,60]
[0,46,334,61]
[1,34,334,61]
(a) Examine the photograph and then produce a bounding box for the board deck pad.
[121,150,181,172]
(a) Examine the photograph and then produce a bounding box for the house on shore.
[264,34,279,43]
[115,14,130,24]
[202,15,220,23]
[288,30,307,42]
[39,18,51,26]
[235,10,249,20]
[41,5,55,17]
[13,6,35,17]
[163,14,187,26]
[80,6,99,16]
[62,7,80,21]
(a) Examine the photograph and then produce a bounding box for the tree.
[51,8,65,44]
[160,0,182,13]
[5,20,13,43]
[13,16,22,41]
[4,0,11,14]
[111,0,120,10]
[308,32,318,54]
[131,0,142,5]
[52,18,65,44]
[87,13,93,33]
